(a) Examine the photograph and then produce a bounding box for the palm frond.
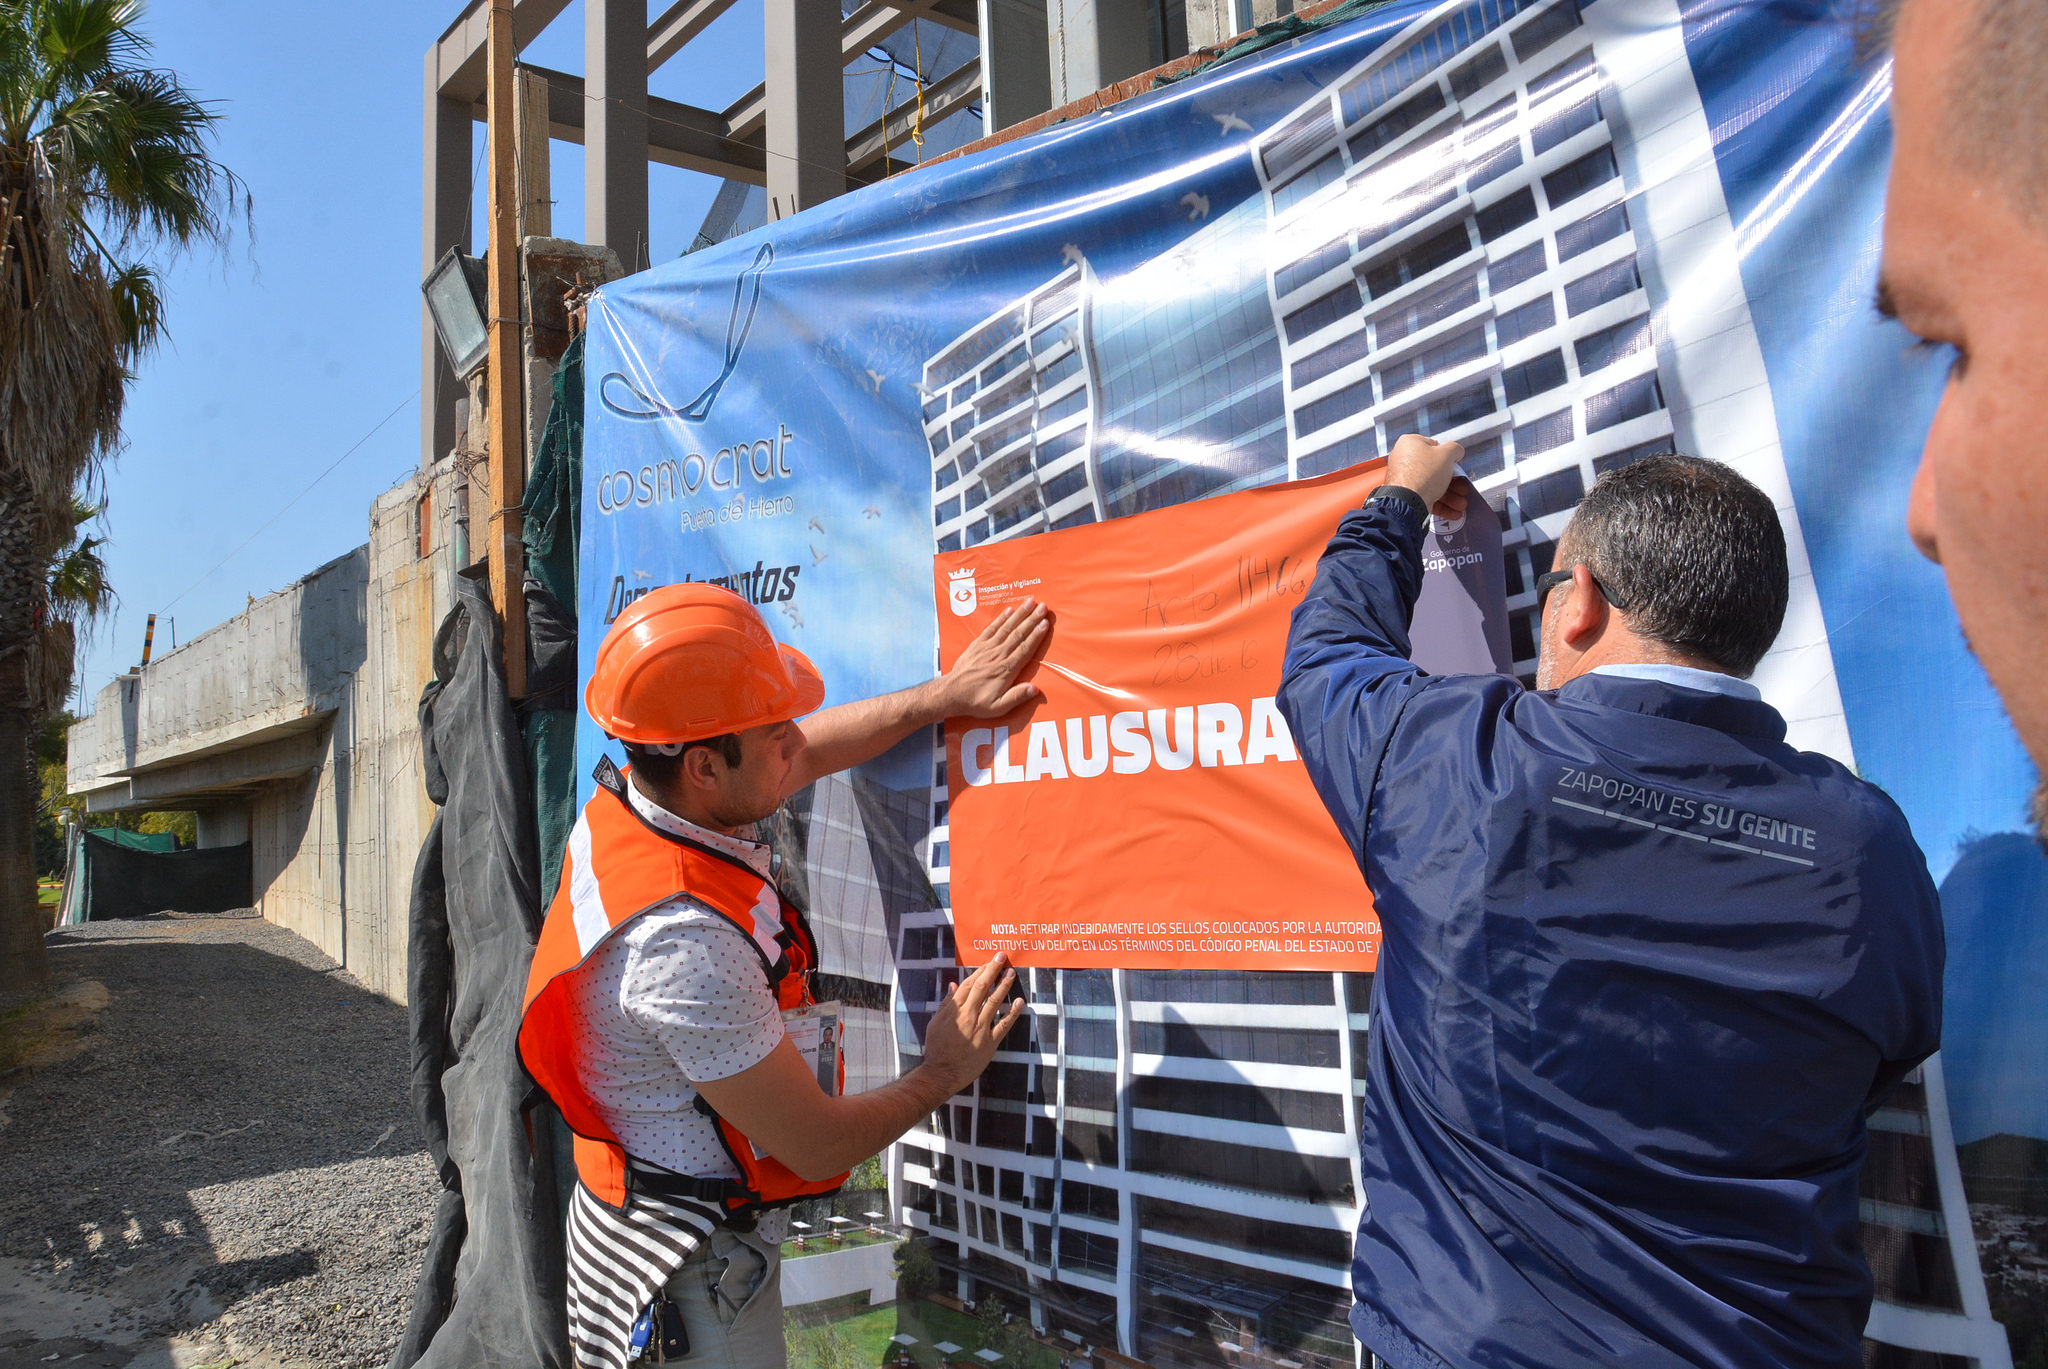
[56,67,240,250]
[106,257,157,355]
[0,0,245,565]
[46,528,111,623]
[57,491,101,534]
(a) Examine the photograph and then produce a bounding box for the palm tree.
[0,0,243,993]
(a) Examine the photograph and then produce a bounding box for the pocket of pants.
[708,1230,776,1330]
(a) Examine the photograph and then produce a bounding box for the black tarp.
[69,830,251,920]
[389,570,568,1369]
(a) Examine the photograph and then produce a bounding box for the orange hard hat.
[585,583,826,744]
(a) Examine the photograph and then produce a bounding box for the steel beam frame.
[423,0,990,467]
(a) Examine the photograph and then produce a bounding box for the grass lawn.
[789,1298,1064,1369]
[37,880,60,906]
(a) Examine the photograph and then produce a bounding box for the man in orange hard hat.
[521,583,1047,1369]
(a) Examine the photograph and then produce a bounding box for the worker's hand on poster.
[930,600,1051,719]
[922,953,1027,1089]
[1387,433,1469,516]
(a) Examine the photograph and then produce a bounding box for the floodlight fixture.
[423,245,491,380]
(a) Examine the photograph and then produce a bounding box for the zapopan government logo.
[948,567,977,617]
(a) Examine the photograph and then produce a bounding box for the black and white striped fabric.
[565,1180,721,1369]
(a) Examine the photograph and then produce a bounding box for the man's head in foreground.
[1536,454,1789,690]
[1882,0,2048,832]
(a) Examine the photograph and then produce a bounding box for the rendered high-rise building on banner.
[905,1,2008,1365]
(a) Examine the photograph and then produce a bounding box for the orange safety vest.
[519,757,849,1218]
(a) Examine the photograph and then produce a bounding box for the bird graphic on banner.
[1180,192,1211,222]
[1061,243,1087,268]
[865,369,887,395]
[809,516,826,534]
[1212,112,1252,135]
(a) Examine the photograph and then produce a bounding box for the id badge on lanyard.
[781,1001,843,1100]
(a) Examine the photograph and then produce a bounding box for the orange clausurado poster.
[935,462,1396,973]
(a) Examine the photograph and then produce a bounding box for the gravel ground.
[0,913,437,1369]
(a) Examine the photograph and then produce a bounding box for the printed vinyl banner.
[934,462,1508,969]
[581,0,2048,1362]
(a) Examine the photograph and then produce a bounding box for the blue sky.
[70,0,775,710]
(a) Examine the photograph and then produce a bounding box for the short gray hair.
[1564,455,1788,678]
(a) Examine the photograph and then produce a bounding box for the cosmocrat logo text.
[594,424,798,515]
[594,239,787,517]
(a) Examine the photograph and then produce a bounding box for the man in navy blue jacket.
[1278,434,1944,1369]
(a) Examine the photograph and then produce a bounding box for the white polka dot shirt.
[563,783,788,1180]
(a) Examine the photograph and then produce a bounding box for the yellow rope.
[881,59,896,169]
[911,25,929,153]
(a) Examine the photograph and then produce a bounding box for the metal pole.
[486,0,529,697]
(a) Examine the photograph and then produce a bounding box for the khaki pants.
[659,1226,786,1369]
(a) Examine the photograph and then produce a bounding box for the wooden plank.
[486,0,529,698]
[515,67,552,239]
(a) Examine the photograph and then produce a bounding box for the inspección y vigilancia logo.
[948,567,976,616]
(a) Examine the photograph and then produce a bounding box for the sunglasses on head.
[1535,566,1631,613]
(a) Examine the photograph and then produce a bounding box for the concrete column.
[764,0,846,220]
[421,76,471,470]
[197,804,250,850]
[586,0,651,270]
[979,0,1053,136]
[1045,0,1153,107]
[1184,0,1237,50]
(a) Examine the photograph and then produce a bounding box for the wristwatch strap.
[1368,483,1429,530]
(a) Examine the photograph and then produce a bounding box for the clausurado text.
[959,698,1297,785]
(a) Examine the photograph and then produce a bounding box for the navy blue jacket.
[1277,498,1943,1369]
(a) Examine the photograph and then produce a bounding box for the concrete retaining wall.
[67,458,470,1002]
[783,1240,900,1309]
